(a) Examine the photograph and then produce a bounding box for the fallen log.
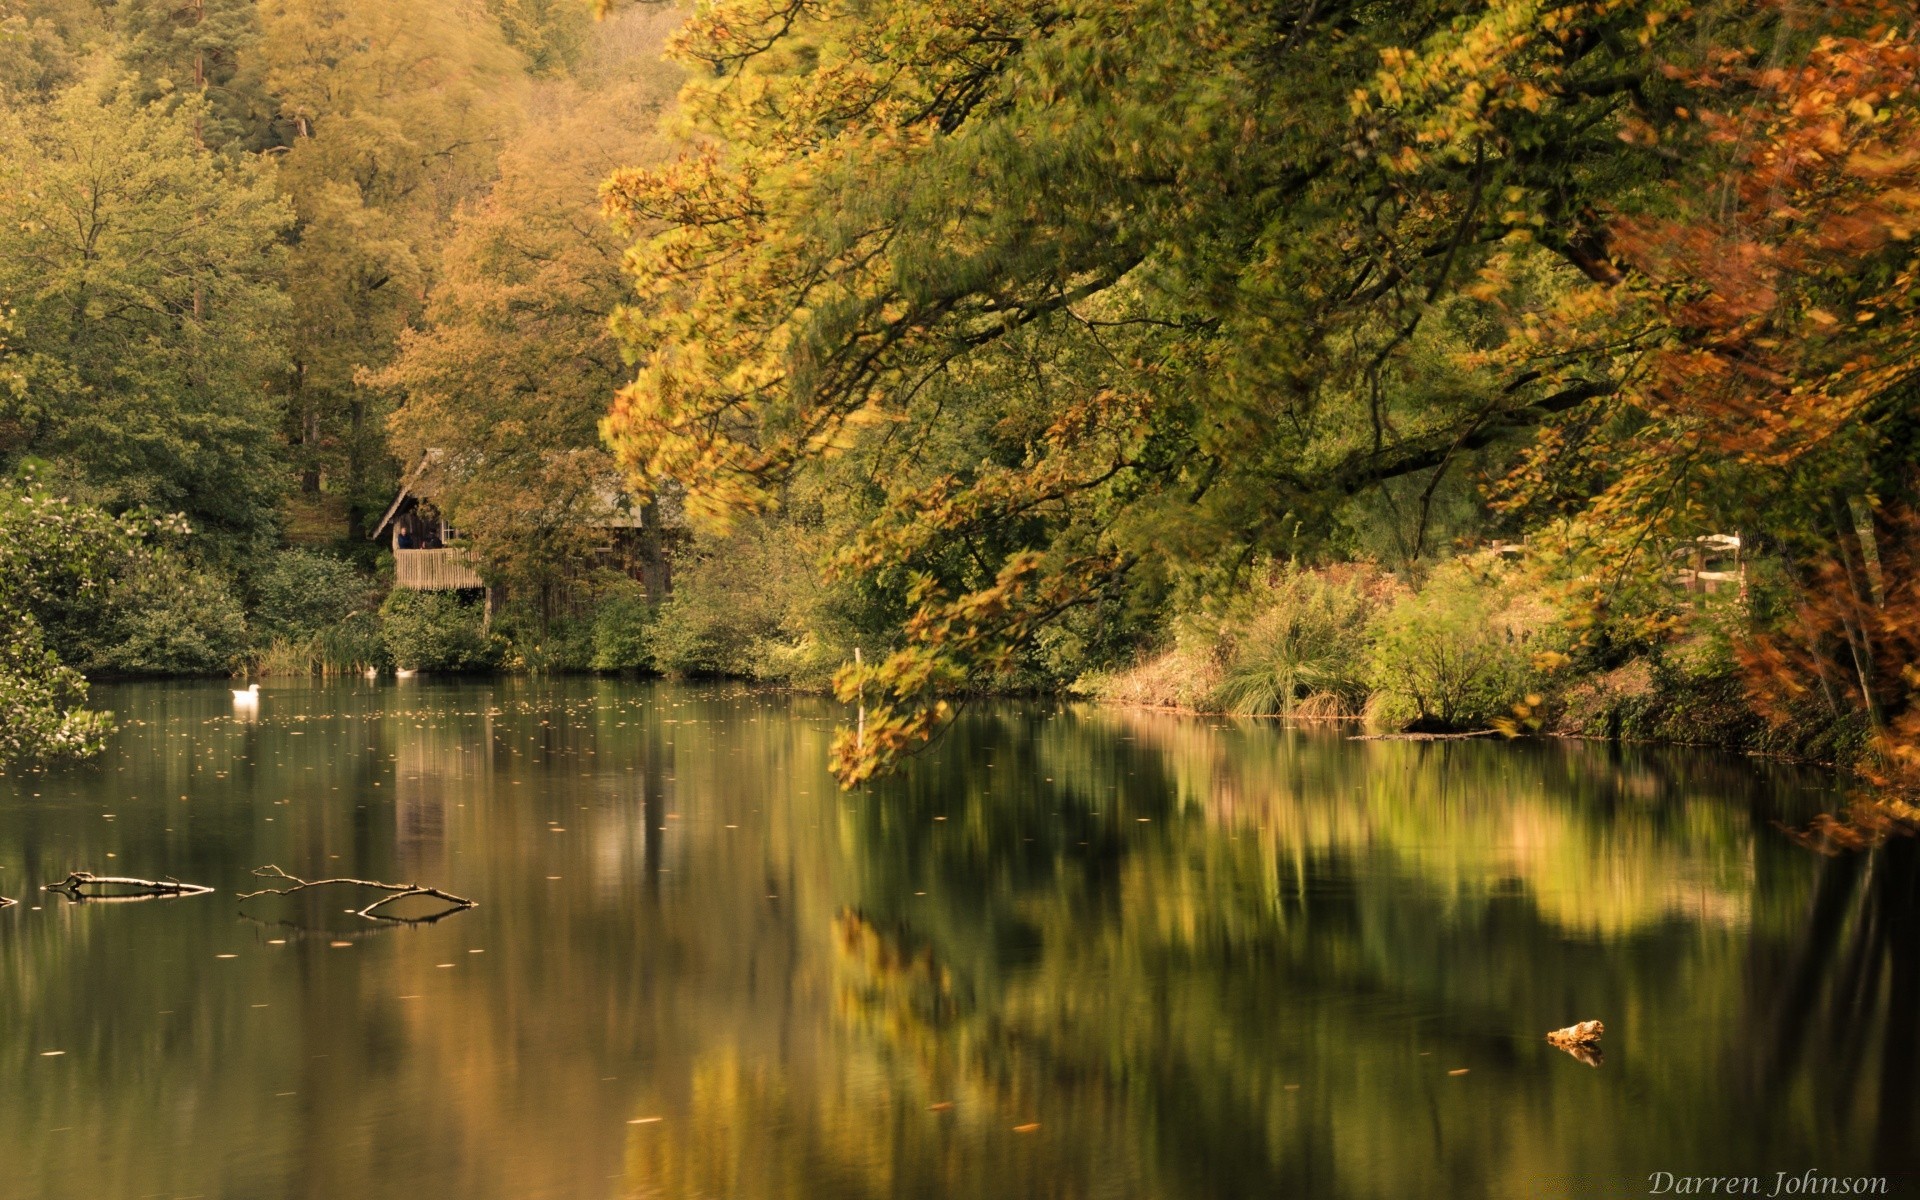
[43,872,215,900]
[235,864,477,923]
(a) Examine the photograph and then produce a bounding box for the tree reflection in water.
[0,681,1909,1200]
[1757,836,1920,1177]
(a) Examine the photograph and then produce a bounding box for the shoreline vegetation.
[0,0,1915,848]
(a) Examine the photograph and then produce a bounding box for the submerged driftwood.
[43,872,215,901]
[1547,1019,1605,1066]
[235,864,477,924]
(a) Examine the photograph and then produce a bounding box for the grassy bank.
[1078,555,1867,767]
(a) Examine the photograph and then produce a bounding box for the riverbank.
[1075,556,1873,772]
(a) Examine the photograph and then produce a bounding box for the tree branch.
[43,872,215,900]
[235,864,477,923]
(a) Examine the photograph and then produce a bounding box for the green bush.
[251,549,368,640]
[646,522,832,679]
[0,618,113,761]
[498,607,594,672]
[92,555,251,675]
[1367,559,1551,730]
[378,590,500,672]
[647,587,750,676]
[591,584,655,671]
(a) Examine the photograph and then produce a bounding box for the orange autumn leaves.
[1607,8,1920,472]
[1531,2,1920,831]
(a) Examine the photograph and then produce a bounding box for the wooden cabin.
[371,457,680,602]
[372,480,485,591]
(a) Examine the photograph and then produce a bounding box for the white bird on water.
[395,668,417,679]
[232,682,261,705]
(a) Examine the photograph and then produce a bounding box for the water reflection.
[0,681,1912,1200]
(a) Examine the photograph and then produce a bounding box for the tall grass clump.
[1199,564,1389,717]
[256,612,387,676]
[1083,563,1394,716]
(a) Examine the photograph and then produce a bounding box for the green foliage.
[645,517,848,684]
[1199,566,1389,718]
[117,0,265,147]
[249,549,382,676]
[486,0,589,76]
[0,619,111,762]
[255,607,387,675]
[377,590,500,672]
[0,477,173,760]
[0,2,79,98]
[496,605,594,673]
[91,554,252,676]
[0,71,291,559]
[2,467,253,683]
[250,548,367,641]
[1367,560,1551,731]
[590,582,655,672]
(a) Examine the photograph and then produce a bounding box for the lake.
[1,679,1914,1199]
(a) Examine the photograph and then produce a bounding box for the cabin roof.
[370,454,432,540]
[369,451,679,538]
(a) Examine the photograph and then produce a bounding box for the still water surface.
[1,679,1914,1199]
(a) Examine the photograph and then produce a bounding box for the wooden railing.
[394,547,484,590]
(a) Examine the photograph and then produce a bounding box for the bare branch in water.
[235,864,477,924]
[43,872,215,901]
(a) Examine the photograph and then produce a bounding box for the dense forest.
[2,0,1918,818]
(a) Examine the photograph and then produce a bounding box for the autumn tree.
[378,66,680,598]
[600,0,1727,781]
[255,0,525,530]
[1483,1,1920,823]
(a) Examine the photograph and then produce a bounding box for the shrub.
[378,590,500,672]
[251,549,368,640]
[498,608,594,672]
[1367,559,1551,730]
[255,610,388,676]
[647,588,751,675]
[591,584,655,671]
[0,621,113,761]
[92,555,251,675]
[646,522,827,678]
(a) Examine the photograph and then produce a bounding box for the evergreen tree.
[117,0,265,147]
